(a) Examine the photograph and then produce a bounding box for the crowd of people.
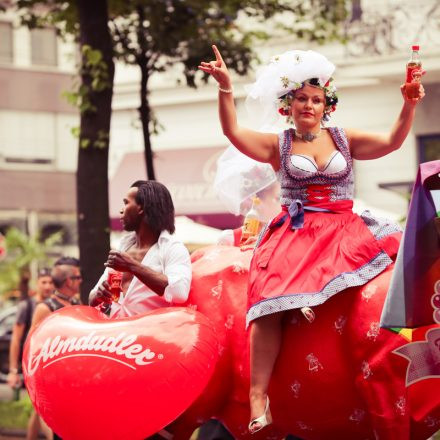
[3,43,426,439]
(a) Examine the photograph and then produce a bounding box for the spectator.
[29,257,81,440]
[7,268,54,440]
[31,257,81,324]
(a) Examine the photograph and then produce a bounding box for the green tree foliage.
[0,228,62,297]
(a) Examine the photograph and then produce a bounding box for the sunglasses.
[69,275,82,280]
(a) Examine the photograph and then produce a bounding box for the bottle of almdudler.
[405,45,422,99]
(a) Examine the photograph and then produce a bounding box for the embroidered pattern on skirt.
[246,250,393,327]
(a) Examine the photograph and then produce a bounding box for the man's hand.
[240,234,258,251]
[105,250,138,273]
[7,371,21,389]
[89,280,112,306]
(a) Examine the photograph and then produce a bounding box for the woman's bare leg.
[39,415,53,440]
[249,311,284,431]
[26,411,40,440]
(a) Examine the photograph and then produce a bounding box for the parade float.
[23,161,440,439]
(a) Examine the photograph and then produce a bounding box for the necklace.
[54,291,73,303]
[295,129,322,142]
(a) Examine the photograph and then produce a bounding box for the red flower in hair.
[325,80,330,87]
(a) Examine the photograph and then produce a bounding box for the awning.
[111,215,222,252]
[110,147,241,230]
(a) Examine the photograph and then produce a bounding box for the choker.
[54,291,73,303]
[295,129,322,142]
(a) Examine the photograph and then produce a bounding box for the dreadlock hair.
[130,180,175,235]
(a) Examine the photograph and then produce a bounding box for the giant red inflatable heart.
[23,306,218,440]
[168,245,440,440]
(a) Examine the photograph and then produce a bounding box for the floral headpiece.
[245,50,338,129]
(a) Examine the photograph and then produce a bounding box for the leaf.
[86,48,103,66]
[0,228,61,297]
[70,126,80,138]
[80,138,91,148]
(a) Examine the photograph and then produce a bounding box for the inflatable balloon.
[166,245,440,440]
[23,247,440,439]
[23,306,218,440]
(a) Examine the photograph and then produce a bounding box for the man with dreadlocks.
[89,180,191,319]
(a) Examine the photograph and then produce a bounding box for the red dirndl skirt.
[246,200,401,326]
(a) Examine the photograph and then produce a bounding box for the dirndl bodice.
[246,127,402,327]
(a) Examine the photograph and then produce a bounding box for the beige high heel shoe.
[248,396,272,434]
[301,306,315,323]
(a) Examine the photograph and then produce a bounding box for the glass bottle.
[107,268,122,302]
[242,196,261,241]
[406,45,422,99]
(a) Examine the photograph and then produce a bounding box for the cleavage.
[292,150,339,172]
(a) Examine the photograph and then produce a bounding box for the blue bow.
[288,200,305,229]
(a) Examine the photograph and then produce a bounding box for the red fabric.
[248,203,400,308]
[170,246,440,439]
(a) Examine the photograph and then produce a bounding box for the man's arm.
[105,240,191,302]
[31,303,52,330]
[161,241,192,304]
[107,250,168,296]
[7,323,25,388]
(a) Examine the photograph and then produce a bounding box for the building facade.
[109,0,440,227]
[0,9,79,258]
[1,0,439,254]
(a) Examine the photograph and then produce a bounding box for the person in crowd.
[31,257,81,324]
[214,145,281,247]
[7,268,54,440]
[199,45,424,434]
[217,180,281,247]
[89,180,191,319]
[29,257,81,440]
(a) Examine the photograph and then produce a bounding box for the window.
[418,134,440,164]
[0,22,13,63]
[30,28,57,66]
[0,111,55,164]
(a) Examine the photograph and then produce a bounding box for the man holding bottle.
[89,180,192,319]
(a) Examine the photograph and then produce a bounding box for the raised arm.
[346,84,425,160]
[198,45,279,169]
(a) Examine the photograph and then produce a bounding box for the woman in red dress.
[199,45,425,434]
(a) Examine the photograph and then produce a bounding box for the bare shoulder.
[342,128,374,147]
[267,131,281,169]
[343,128,360,142]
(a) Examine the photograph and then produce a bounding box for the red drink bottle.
[107,269,122,302]
[405,45,422,99]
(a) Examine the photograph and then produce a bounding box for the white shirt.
[93,230,192,318]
